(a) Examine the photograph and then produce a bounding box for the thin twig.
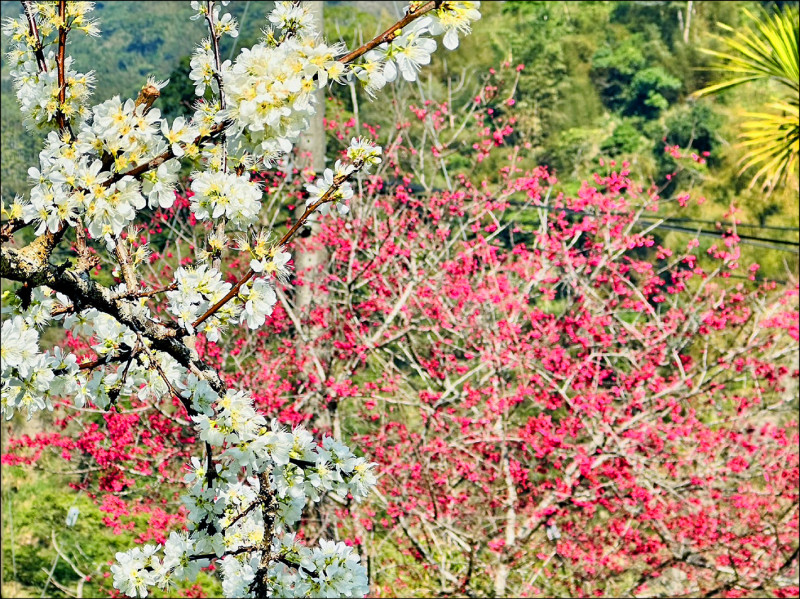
[55,0,73,136]
[192,172,351,329]
[338,1,436,64]
[22,1,47,72]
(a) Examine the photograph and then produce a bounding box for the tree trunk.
[683,1,693,44]
[294,2,332,433]
[493,416,517,598]
[295,1,327,314]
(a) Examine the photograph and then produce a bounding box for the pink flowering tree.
[169,65,797,597]
[105,60,800,598]
[0,1,483,597]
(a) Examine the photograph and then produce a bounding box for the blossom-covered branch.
[1,1,482,597]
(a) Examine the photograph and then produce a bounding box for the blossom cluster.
[2,86,187,244]
[351,2,482,96]
[1,290,78,419]
[304,140,383,216]
[1,284,191,418]
[112,388,376,598]
[219,25,346,163]
[2,1,99,130]
[189,170,263,228]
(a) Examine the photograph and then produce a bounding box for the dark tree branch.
[22,1,47,72]
[55,0,73,137]
[191,173,351,329]
[337,1,436,64]
[1,244,225,394]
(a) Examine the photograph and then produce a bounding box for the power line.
[505,201,799,250]
[396,185,800,252]
[635,221,800,254]
[405,185,800,235]
[726,272,790,285]
[638,219,800,248]
[645,214,799,233]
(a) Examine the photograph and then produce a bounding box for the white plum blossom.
[189,44,219,97]
[1,316,40,378]
[211,6,238,39]
[189,171,263,228]
[268,1,314,36]
[245,235,292,282]
[220,554,259,597]
[352,50,388,98]
[1,0,480,596]
[163,532,205,582]
[305,167,354,216]
[384,19,437,83]
[161,116,199,158]
[429,1,482,50]
[111,546,159,599]
[239,278,278,330]
[141,159,181,208]
[347,136,383,171]
[167,265,232,334]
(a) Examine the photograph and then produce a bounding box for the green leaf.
[692,6,799,190]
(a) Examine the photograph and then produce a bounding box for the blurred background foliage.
[1,1,798,597]
[2,1,798,232]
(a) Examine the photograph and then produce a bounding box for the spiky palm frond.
[694,7,799,190]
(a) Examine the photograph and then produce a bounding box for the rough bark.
[1,244,224,394]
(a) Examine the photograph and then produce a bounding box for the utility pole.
[684,1,693,44]
[294,1,327,314]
